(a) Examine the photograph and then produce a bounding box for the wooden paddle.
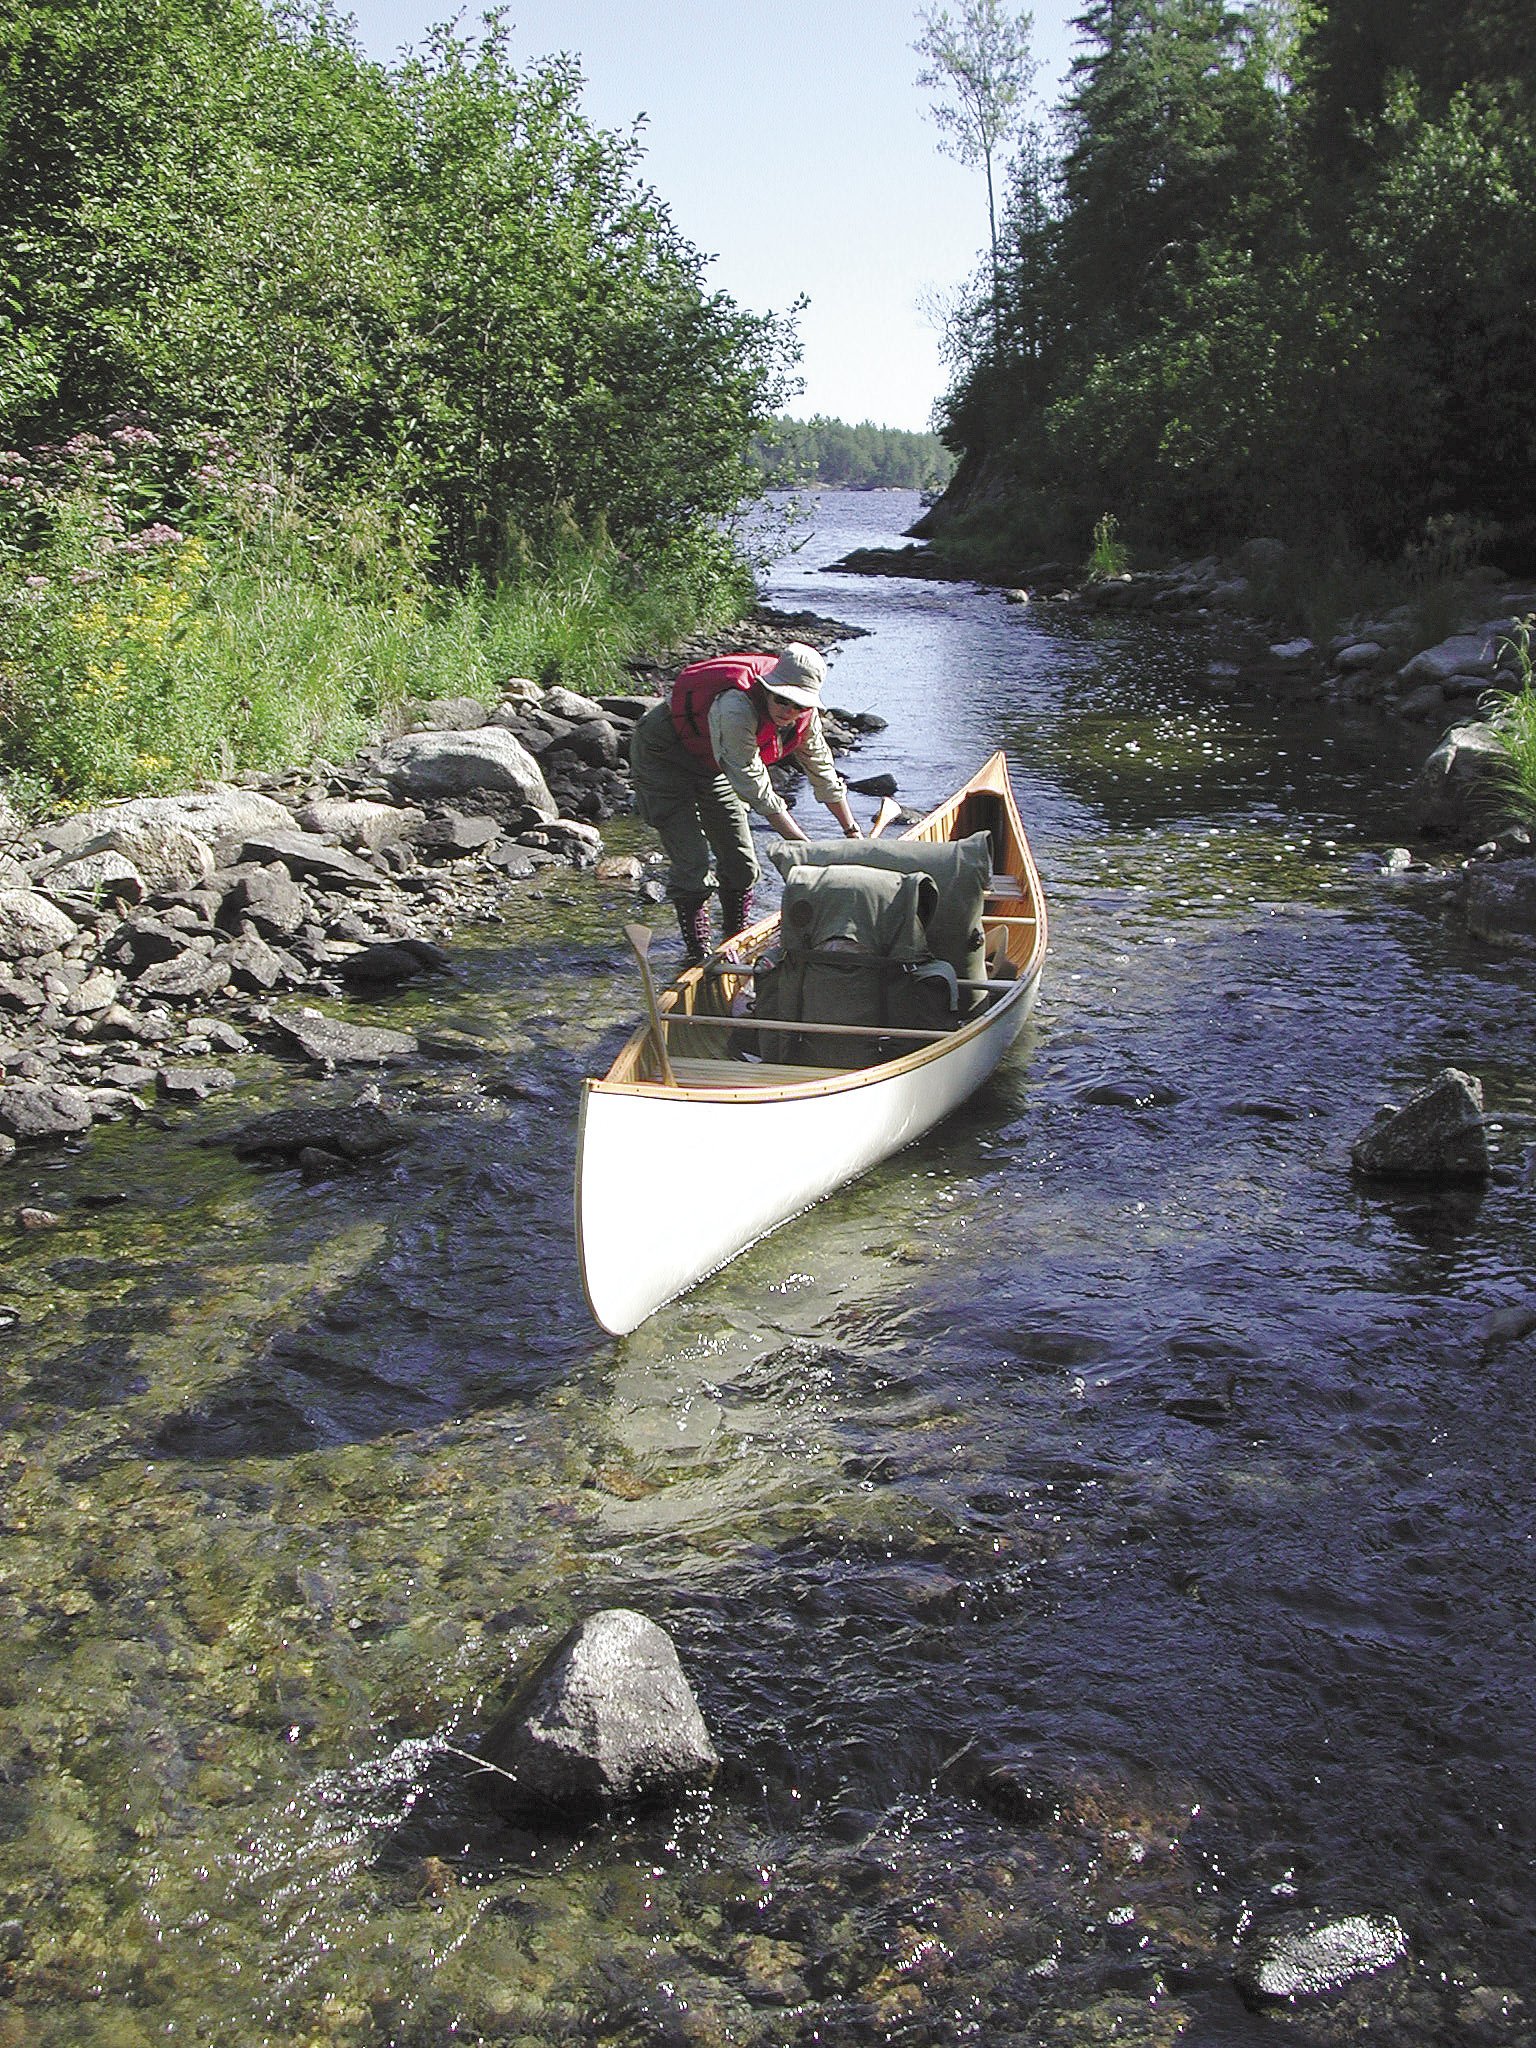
[867,795,902,841]
[623,922,677,1087]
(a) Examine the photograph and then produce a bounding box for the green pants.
[629,701,759,900]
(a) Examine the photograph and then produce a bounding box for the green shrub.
[1484,615,1536,827]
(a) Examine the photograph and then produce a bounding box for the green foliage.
[1484,615,1536,827]
[0,1,792,804]
[915,0,1038,285]
[750,416,955,492]
[1085,513,1128,581]
[0,437,745,802]
[931,0,1536,572]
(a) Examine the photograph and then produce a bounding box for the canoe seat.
[669,1056,844,1090]
[987,874,1024,899]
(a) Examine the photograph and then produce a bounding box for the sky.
[344,1,1085,433]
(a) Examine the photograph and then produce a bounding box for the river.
[1,489,1533,2045]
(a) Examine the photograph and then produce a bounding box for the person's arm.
[709,692,807,835]
[789,713,860,835]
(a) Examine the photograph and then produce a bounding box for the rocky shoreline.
[832,538,1536,949]
[0,606,879,1161]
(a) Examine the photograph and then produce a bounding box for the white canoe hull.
[576,969,1039,1336]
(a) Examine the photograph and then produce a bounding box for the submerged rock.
[1465,856,1536,949]
[478,1608,719,1815]
[269,1007,417,1065]
[1235,1910,1407,2006]
[222,1099,414,1162]
[1351,1067,1489,1180]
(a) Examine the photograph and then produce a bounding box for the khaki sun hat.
[763,642,826,708]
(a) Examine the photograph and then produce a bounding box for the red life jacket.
[669,654,814,768]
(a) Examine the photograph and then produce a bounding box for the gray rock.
[1352,1067,1490,1179]
[379,730,557,817]
[1465,857,1536,949]
[478,1608,719,1815]
[0,890,79,961]
[1411,721,1509,840]
[408,694,489,731]
[336,940,451,988]
[0,970,46,1013]
[40,786,292,865]
[0,1081,95,1141]
[104,914,201,973]
[62,970,120,1017]
[218,866,308,939]
[237,832,380,890]
[269,1007,417,1065]
[547,716,622,771]
[33,850,146,905]
[1397,682,1447,720]
[1400,633,1498,687]
[222,932,288,992]
[542,686,611,723]
[156,1066,238,1102]
[1237,537,1287,575]
[1235,1911,1407,2006]
[416,812,501,857]
[294,798,423,851]
[132,952,230,1004]
[67,820,214,892]
[1335,640,1387,671]
[1268,637,1316,665]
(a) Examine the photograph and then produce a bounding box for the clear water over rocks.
[0,492,1532,2045]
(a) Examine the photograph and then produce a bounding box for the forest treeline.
[932,0,1536,579]
[0,1,796,801]
[750,416,955,493]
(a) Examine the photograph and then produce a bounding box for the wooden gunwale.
[591,750,1047,1105]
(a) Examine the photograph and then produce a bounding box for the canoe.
[576,750,1047,1334]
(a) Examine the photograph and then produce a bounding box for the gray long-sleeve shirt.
[707,690,846,819]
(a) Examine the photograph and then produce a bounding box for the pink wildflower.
[137,522,184,547]
[24,574,50,589]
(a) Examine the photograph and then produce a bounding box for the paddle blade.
[869,796,902,841]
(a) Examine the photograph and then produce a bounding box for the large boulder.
[478,1609,719,1815]
[1410,722,1509,840]
[1464,856,1536,949]
[41,786,293,867]
[1351,1067,1490,1179]
[1398,632,1499,688]
[379,730,556,816]
[0,890,78,960]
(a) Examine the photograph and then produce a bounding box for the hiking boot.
[720,886,754,941]
[674,892,712,963]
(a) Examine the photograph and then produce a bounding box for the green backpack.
[753,863,960,1067]
[769,830,991,1003]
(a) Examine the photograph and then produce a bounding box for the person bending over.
[629,641,861,962]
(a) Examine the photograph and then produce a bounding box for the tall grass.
[0,436,752,809]
[1484,615,1536,828]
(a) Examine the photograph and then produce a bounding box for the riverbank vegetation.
[925,1,1536,585]
[0,1,791,807]
[750,416,955,492]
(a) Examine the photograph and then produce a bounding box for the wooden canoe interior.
[604,754,1045,1094]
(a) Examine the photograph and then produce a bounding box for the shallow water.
[1,492,1533,2045]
